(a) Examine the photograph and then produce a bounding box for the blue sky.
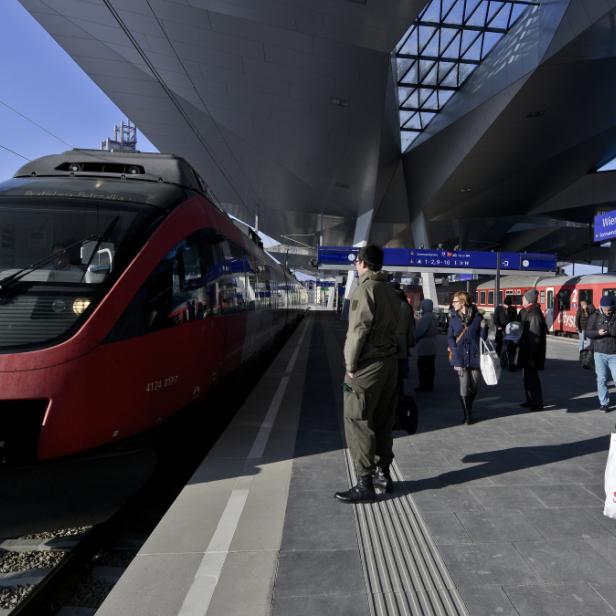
[0,1,156,182]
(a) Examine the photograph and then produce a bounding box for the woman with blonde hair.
[447,291,488,424]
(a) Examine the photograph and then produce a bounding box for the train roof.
[476,273,616,290]
[575,274,616,284]
[14,150,209,196]
[476,275,546,290]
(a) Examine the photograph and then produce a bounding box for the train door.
[545,287,555,331]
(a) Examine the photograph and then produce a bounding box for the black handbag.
[580,347,594,371]
[395,394,418,434]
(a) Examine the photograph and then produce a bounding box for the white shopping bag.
[480,338,501,386]
[604,433,616,519]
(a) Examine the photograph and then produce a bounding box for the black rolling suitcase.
[394,394,418,434]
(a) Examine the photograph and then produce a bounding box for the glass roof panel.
[597,157,616,173]
[395,0,538,152]
[468,2,489,27]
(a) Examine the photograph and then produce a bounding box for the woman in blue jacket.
[448,291,488,424]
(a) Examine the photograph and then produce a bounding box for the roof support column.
[411,210,438,302]
[342,210,374,318]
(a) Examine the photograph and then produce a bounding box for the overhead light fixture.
[460,187,472,193]
[330,96,350,108]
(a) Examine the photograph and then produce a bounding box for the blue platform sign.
[594,210,616,242]
[318,247,557,272]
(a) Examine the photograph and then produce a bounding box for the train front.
[0,175,167,463]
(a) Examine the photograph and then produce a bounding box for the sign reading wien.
[595,210,616,242]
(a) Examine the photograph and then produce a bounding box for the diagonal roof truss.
[395,0,540,152]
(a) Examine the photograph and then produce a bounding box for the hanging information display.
[317,247,557,274]
[594,210,616,242]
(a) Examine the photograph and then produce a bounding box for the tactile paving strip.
[346,454,469,616]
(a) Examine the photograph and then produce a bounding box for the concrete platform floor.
[95,313,616,616]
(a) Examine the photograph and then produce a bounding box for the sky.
[0,1,157,182]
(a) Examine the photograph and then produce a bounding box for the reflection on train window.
[143,234,214,330]
[603,288,616,298]
[557,288,571,310]
[578,289,593,304]
[546,290,554,310]
[540,290,545,304]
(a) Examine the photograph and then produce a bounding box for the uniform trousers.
[523,366,543,407]
[343,357,398,477]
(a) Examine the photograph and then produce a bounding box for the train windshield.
[0,199,157,352]
[0,201,150,286]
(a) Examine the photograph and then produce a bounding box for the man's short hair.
[357,245,383,271]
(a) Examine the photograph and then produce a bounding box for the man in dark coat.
[517,288,547,411]
[585,295,616,411]
[575,299,596,352]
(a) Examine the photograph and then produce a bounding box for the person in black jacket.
[493,296,518,356]
[517,288,547,411]
[575,299,596,352]
[585,295,616,411]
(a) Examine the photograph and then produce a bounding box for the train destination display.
[317,247,557,274]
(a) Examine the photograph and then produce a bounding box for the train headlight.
[72,298,91,314]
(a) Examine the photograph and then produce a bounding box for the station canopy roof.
[17,0,616,271]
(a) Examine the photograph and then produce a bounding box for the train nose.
[0,399,49,464]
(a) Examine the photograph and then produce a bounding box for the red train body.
[476,273,616,334]
[0,151,307,463]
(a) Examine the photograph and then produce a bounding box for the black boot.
[467,392,475,424]
[335,474,377,503]
[460,396,472,425]
[373,465,393,494]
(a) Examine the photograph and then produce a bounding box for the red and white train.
[476,273,616,334]
[0,150,307,463]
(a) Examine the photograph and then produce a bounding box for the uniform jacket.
[585,310,616,354]
[415,299,439,356]
[575,305,596,332]
[517,303,547,370]
[344,271,399,372]
[447,305,487,369]
[396,298,415,359]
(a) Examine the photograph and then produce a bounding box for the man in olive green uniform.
[335,245,400,503]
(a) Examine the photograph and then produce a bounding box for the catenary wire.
[0,98,74,148]
[0,143,30,161]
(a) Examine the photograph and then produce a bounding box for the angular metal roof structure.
[17,0,616,267]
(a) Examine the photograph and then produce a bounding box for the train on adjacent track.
[0,150,307,463]
[476,273,616,334]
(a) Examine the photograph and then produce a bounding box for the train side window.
[513,294,522,306]
[603,288,616,298]
[540,290,545,304]
[547,290,554,310]
[579,289,593,304]
[215,240,247,314]
[487,291,494,306]
[479,291,486,305]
